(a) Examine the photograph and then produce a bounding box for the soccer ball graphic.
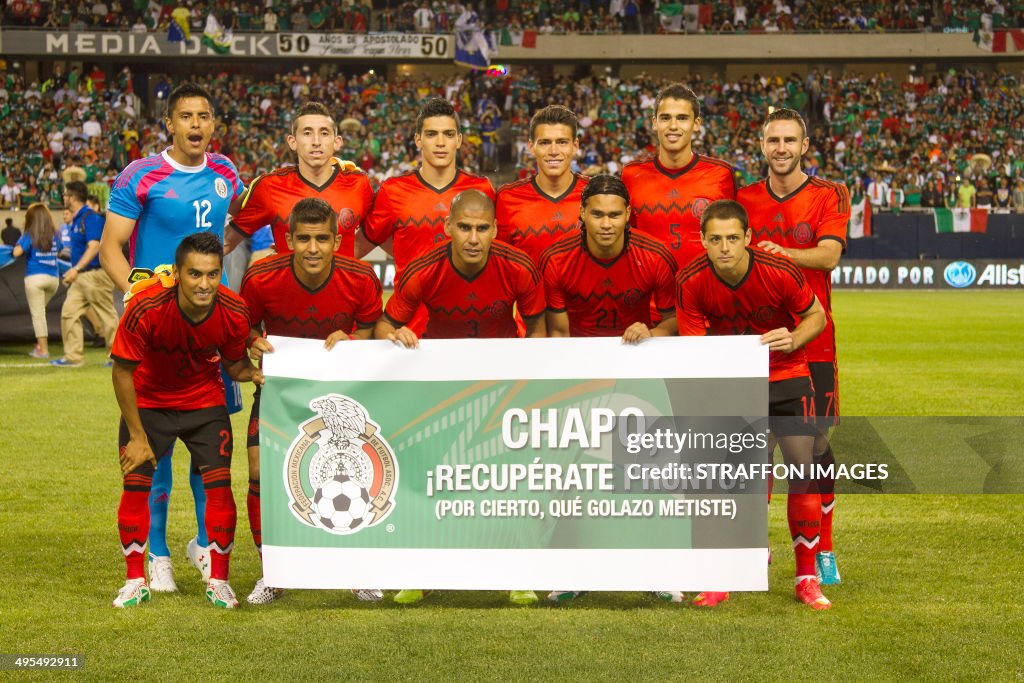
[312,474,372,533]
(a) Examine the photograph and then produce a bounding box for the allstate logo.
[944,261,977,288]
[284,394,398,534]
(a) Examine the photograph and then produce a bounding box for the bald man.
[375,189,547,346]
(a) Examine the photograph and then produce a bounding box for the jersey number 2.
[193,200,213,229]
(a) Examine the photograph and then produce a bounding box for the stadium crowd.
[2,62,1024,222]
[2,0,1021,34]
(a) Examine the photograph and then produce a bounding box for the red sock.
[202,469,236,581]
[247,478,262,560]
[787,488,821,580]
[767,467,774,506]
[816,446,836,552]
[118,485,151,580]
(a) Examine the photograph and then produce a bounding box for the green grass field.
[1,291,1021,680]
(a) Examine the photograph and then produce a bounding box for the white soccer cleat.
[186,536,212,582]
[113,578,151,608]
[547,590,587,602]
[247,578,284,605]
[654,591,686,603]
[206,579,239,608]
[351,588,384,602]
[147,554,177,592]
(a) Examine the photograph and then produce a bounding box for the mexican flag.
[934,208,988,233]
[201,13,232,54]
[848,197,872,238]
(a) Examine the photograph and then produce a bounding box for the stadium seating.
[2,1,1020,34]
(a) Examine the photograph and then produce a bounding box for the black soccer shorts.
[119,406,233,478]
[768,376,817,437]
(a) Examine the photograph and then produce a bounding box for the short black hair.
[64,180,88,204]
[580,174,630,207]
[175,232,224,269]
[763,107,807,139]
[289,197,338,235]
[700,199,748,234]
[530,105,578,140]
[654,83,701,119]
[292,101,335,135]
[167,82,215,118]
[415,97,460,134]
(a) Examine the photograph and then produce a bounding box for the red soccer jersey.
[232,159,373,257]
[675,249,816,382]
[384,241,545,339]
[364,169,495,277]
[240,253,383,339]
[495,174,588,265]
[622,154,737,269]
[540,231,676,337]
[738,177,851,363]
[111,281,251,410]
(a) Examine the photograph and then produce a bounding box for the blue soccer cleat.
[816,551,841,585]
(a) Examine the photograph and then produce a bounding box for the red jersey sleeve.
[782,267,816,317]
[516,260,546,318]
[355,269,384,327]
[495,191,514,244]
[354,174,375,232]
[818,182,851,247]
[363,181,395,246]
[675,277,709,337]
[232,174,272,237]
[238,275,265,330]
[652,257,676,313]
[384,272,422,326]
[111,299,150,364]
[540,252,567,312]
[218,288,252,362]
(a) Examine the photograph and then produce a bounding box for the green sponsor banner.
[260,336,769,591]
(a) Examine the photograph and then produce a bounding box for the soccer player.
[364,97,495,334]
[375,190,546,606]
[111,233,262,608]
[738,108,851,585]
[226,101,375,259]
[100,82,245,594]
[496,105,588,266]
[240,198,384,605]
[622,83,736,270]
[675,200,831,610]
[538,174,677,604]
[541,174,678,343]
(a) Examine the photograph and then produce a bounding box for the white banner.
[260,336,769,591]
[275,33,452,58]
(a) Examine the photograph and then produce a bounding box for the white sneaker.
[186,536,212,581]
[351,588,384,602]
[206,579,239,608]
[247,578,284,605]
[547,590,586,602]
[148,554,177,592]
[654,591,686,603]
[113,578,151,608]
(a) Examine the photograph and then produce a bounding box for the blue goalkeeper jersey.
[108,149,244,270]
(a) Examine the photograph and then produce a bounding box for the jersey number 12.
[193,200,213,229]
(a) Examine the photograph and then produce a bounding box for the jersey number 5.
[193,200,213,229]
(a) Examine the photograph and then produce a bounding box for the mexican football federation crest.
[283,394,399,535]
